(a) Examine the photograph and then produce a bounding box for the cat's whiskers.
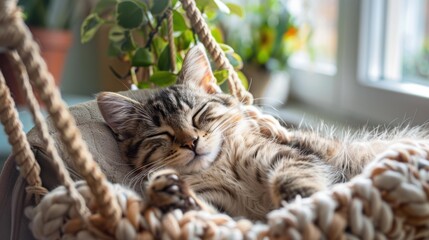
[207,114,242,133]
[122,164,147,188]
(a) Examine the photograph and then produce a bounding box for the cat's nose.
[181,136,199,151]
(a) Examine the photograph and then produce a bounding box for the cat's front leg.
[268,157,333,207]
[145,169,216,213]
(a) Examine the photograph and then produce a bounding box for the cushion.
[0,89,150,239]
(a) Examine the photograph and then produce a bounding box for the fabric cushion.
[0,89,150,239]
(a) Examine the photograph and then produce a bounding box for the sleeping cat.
[97,45,427,220]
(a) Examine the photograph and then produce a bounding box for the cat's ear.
[97,92,139,138]
[178,45,221,94]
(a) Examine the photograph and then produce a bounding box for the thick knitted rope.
[25,141,429,239]
[7,51,90,219]
[0,0,121,229]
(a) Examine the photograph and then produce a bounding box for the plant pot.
[0,52,25,105]
[243,64,290,107]
[30,27,73,86]
[0,28,72,107]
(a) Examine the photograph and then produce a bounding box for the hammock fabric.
[0,0,429,239]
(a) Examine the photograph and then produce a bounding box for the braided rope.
[0,1,121,229]
[7,51,90,220]
[167,8,177,73]
[26,141,429,239]
[0,66,44,203]
[180,0,253,105]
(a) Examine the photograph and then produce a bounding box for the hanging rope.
[167,8,177,73]
[0,0,121,230]
[7,51,90,219]
[0,66,45,202]
[180,0,253,105]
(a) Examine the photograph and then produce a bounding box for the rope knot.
[0,6,22,26]
[25,185,49,196]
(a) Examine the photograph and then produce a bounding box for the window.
[287,0,339,75]
[365,0,429,84]
[288,0,429,125]
[359,0,429,99]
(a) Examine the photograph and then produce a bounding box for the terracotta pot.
[30,27,73,85]
[243,64,290,107]
[0,52,25,105]
[0,28,72,106]
[243,64,272,100]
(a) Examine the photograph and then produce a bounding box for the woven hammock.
[0,0,429,239]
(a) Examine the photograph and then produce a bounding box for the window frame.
[288,0,429,125]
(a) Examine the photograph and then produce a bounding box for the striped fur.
[98,46,429,220]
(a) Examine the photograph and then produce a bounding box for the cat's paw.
[270,174,325,207]
[146,169,199,213]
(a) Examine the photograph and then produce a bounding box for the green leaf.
[158,45,172,71]
[219,43,234,54]
[137,81,151,89]
[196,0,211,11]
[211,0,230,14]
[152,37,168,56]
[108,27,136,52]
[116,0,146,29]
[151,0,169,15]
[94,0,117,15]
[211,27,224,43]
[150,71,177,87]
[204,9,217,20]
[175,30,193,51]
[226,52,243,70]
[132,48,153,66]
[226,3,244,18]
[172,10,187,32]
[129,0,148,10]
[107,41,122,56]
[81,13,104,43]
[237,71,248,90]
[214,69,229,85]
[108,26,125,42]
[121,31,136,52]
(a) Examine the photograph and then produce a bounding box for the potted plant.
[220,0,304,105]
[80,0,246,90]
[0,0,77,106]
[19,0,77,85]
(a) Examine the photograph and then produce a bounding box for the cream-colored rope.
[0,2,121,229]
[180,0,253,105]
[26,141,429,239]
[7,51,90,219]
[0,68,44,203]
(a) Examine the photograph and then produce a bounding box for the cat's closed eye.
[193,102,229,127]
[146,131,174,140]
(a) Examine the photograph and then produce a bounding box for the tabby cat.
[97,45,427,220]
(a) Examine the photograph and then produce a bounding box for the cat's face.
[98,46,242,174]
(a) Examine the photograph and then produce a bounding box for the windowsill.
[262,100,376,132]
[360,79,429,100]
[289,59,337,76]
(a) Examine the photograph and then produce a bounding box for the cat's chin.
[179,148,220,174]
